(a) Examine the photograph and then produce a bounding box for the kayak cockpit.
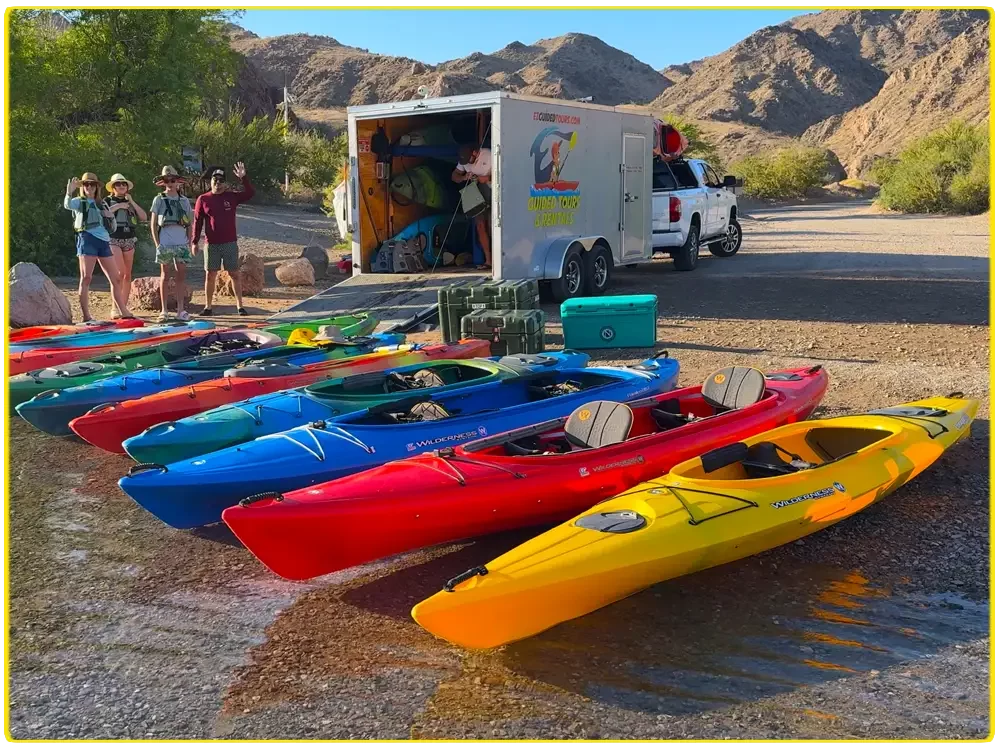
[683,425,896,481]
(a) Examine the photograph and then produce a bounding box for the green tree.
[288,131,347,192]
[193,112,292,199]
[730,147,831,200]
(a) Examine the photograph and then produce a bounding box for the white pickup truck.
[651,158,742,271]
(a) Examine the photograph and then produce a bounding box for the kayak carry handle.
[947,391,965,399]
[84,401,120,416]
[33,389,61,400]
[143,421,177,436]
[443,565,488,593]
[806,364,824,374]
[654,349,670,359]
[238,491,285,507]
[127,463,167,476]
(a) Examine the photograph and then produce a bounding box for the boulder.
[299,245,329,278]
[128,275,193,312]
[219,253,265,297]
[9,262,72,327]
[275,258,315,287]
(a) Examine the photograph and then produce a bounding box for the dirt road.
[8,201,991,740]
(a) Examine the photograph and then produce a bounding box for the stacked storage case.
[438,280,540,344]
[460,309,546,357]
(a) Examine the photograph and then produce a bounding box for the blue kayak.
[16,331,405,436]
[8,320,215,354]
[119,354,680,528]
[122,350,589,463]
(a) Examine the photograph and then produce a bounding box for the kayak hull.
[9,319,145,344]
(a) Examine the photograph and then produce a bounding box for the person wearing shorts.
[103,173,146,316]
[149,165,194,322]
[63,172,133,322]
[192,162,255,316]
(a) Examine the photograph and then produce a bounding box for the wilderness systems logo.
[579,455,646,477]
[528,125,582,228]
[406,429,485,452]
[771,483,845,509]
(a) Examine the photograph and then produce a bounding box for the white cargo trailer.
[343,91,662,301]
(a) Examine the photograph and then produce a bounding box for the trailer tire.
[585,245,613,296]
[709,214,742,258]
[550,248,585,302]
[672,220,700,272]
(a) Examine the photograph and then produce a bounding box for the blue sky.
[237,9,811,69]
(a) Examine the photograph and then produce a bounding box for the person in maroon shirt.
[191,162,255,316]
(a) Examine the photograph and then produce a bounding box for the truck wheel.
[709,217,742,258]
[585,246,613,295]
[550,249,585,302]
[672,221,700,272]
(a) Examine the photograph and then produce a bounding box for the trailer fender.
[540,236,608,279]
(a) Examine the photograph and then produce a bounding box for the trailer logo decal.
[529,126,582,228]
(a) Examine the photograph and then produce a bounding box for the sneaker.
[237,307,248,316]
[156,312,170,323]
[198,307,213,316]
[176,310,191,321]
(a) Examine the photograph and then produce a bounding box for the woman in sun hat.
[63,172,133,322]
[149,165,194,322]
[103,173,146,315]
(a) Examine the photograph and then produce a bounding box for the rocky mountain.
[804,21,990,177]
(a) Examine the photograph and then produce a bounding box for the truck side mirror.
[722,175,739,188]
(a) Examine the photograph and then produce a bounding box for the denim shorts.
[76,231,113,258]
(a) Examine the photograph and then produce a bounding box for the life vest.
[156,193,192,228]
[105,196,137,238]
[74,197,116,234]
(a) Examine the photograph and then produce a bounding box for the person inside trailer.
[452,144,492,270]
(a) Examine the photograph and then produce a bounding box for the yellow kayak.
[412,395,979,649]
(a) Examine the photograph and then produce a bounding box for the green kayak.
[263,313,378,342]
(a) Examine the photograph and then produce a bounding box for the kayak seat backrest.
[702,367,766,413]
[565,401,634,450]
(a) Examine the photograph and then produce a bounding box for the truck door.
[621,133,647,262]
[695,162,723,235]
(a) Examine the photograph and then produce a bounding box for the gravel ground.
[8,200,991,740]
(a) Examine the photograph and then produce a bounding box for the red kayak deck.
[68,339,492,454]
[9,319,145,344]
[223,366,829,580]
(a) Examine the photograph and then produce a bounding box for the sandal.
[198,307,213,316]
[237,307,248,316]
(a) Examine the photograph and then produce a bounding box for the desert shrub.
[193,112,291,199]
[289,131,347,192]
[659,113,722,168]
[730,147,831,199]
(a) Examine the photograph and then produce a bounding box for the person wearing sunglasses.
[149,166,194,322]
[64,172,134,322]
[191,162,255,317]
[103,173,146,315]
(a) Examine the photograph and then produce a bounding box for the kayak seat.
[565,401,634,450]
[651,397,695,431]
[742,441,811,479]
[408,401,451,422]
[528,380,583,401]
[702,366,766,414]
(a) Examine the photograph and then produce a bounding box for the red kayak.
[9,319,145,343]
[68,339,493,454]
[223,365,828,580]
[9,327,214,376]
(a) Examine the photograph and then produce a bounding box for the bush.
[659,113,722,168]
[289,131,347,192]
[730,147,831,200]
[193,112,292,200]
[874,121,989,214]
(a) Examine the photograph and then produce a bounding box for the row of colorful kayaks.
[7,316,979,650]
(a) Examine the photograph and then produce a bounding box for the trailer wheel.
[585,245,613,296]
[550,249,585,302]
[672,220,700,272]
[709,216,742,258]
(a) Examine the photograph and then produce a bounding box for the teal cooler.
[560,295,658,350]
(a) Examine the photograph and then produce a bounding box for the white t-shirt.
[456,149,491,178]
